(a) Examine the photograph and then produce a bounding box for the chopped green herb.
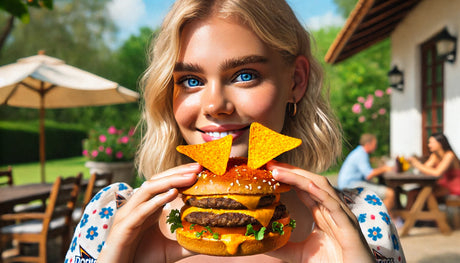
[190,224,196,230]
[195,230,206,238]
[245,224,266,240]
[166,209,183,233]
[288,219,296,229]
[272,221,285,235]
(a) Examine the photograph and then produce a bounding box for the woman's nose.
[202,81,234,117]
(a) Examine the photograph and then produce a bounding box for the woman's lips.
[198,125,250,142]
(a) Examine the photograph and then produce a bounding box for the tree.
[333,0,359,18]
[312,27,391,159]
[0,0,130,128]
[0,0,53,54]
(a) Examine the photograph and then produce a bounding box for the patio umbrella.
[0,53,140,183]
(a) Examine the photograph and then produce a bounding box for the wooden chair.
[82,172,113,210]
[0,166,13,187]
[446,195,460,229]
[0,173,82,263]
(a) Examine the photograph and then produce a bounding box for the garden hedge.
[0,124,87,165]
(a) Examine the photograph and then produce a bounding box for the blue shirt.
[338,145,373,190]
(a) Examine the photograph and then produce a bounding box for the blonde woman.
[66,0,404,262]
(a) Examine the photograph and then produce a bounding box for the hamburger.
[167,122,301,256]
[167,157,295,256]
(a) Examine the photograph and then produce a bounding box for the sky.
[106,0,345,42]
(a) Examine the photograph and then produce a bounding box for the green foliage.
[82,126,139,162]
[0,0,53,23]
[312,26,391,160]
[0,120,86,165]
[333,0,359,18]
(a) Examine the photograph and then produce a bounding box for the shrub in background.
[82,126,138,162]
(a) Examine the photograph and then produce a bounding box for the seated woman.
[407,133,460,207]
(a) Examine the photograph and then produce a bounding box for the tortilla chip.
[176,135,232,175]
[247,122,302,169]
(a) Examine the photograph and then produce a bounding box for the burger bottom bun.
[176,227,292,256]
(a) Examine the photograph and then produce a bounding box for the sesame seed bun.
[181,157,290,195]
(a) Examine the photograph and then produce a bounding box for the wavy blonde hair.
[137,0,342,178]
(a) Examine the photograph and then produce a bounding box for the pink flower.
[99,135,107,143]
[82,149,88,156]
[386,88,392,95]
[379,108,387,115]
[372,113,378,119]
[358,116,366,123]
[91,150,99,158]
[116,151,123,159]
[128,127,135,137]
[352,103,362,114]
[375,90,384,97]
[98,146,104,152]
[105,147,113,155]
[357,96,365,103]
[120,136,129,144]
[108,126,117,135]
[364,95,373,109]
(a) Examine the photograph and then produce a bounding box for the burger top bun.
[181,157,290,195]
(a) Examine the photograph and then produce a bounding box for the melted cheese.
[181,203,277,227]
[183,194,280,210]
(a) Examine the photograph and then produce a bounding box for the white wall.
[390,0,460,157]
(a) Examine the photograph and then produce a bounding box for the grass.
[1,156,91,185]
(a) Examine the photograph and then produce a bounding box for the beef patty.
[185,194,276,209]
[184,204,287,227]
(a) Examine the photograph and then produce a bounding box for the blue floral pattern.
[80,213,89,228]
[99,207,114,219]
[86,226,99,240]
[364,194,383,206]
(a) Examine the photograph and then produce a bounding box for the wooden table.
[383,171,452,236]
[0,183,52,214]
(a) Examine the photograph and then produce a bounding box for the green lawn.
[1,156,91,185]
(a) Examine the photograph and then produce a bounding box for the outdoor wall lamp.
[435,27,457,63]
[388,66,404,91]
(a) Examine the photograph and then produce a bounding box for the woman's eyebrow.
[173,55,268,73]
[221,55,268,71]
[174,62,203,73]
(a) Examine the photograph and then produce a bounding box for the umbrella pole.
[39,83,46,183]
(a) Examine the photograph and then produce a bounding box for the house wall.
[390,0,460,158]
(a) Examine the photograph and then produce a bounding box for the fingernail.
[272,169,279,178]
[188,163,201,169]
[182,172,196,177]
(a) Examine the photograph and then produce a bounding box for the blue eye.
[235,72,255,82]
[183,78,203,88]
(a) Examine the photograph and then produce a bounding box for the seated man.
[338,134,395,211]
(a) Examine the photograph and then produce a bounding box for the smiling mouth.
[197,126,250,140]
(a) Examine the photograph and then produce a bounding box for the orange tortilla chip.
[176,135,232,175]
[247,122,302,169]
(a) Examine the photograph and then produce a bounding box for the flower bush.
[82,126,138,162]
[351,88,391,123]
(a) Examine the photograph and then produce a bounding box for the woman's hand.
[97,163,201,263]
[266,160,374,263]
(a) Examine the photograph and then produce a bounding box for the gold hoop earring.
[288,100,297,117]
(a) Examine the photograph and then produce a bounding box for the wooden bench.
[446,195,460,229]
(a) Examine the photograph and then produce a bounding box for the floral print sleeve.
[65,183,133,263]
[340,187,406,263]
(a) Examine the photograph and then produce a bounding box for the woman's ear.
[291,55,309,102]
